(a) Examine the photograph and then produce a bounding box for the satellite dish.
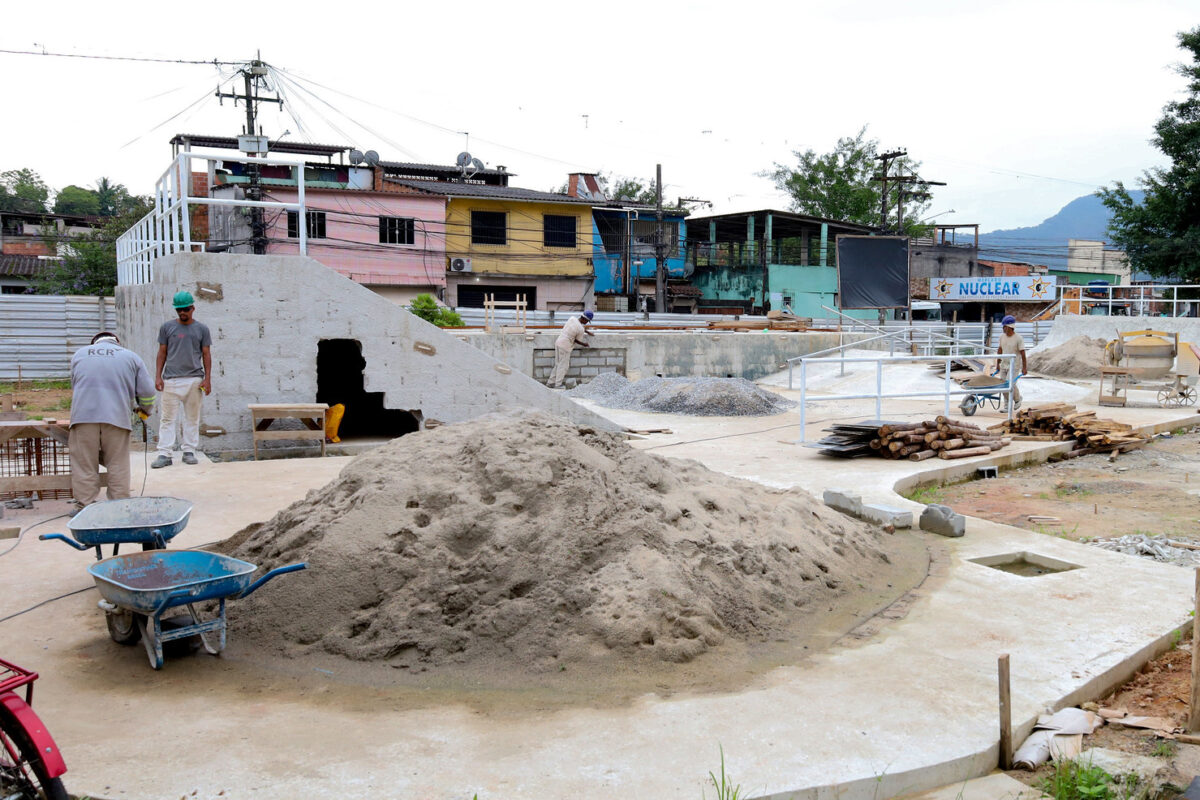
[349,149,365,165]
[470,158,485,171]
[364,150,380,167]
[456,151,472,167]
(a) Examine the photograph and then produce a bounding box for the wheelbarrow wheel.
[0,705,70,800]
[959,395,978,416]
[105,609,142,645]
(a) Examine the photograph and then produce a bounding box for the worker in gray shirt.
[153,290,212,468]
[69,332,156,508]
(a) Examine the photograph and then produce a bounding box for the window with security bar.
[543,214,578,248]
[379,216,415,245]
[287,211,327,239]
[471,211,507,245]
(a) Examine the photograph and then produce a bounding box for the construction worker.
[547,310,595,389]
[997,315,1027,409]
[68,332,155,510]
[152,291,212,468]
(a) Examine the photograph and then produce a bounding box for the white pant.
[157,376,203,457]
[548,339,575,387]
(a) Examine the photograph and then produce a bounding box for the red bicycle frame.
[0,658,67,780]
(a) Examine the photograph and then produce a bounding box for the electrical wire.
[0,513,69,559]
[0,48,237,65]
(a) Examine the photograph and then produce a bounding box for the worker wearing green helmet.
[152,290,213,468]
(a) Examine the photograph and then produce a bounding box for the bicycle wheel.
[0,704,69,800]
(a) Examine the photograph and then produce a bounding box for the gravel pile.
[569,373,794,416]
[1088,533,1200,566]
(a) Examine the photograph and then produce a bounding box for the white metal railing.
[116,152,310,285]
[790,353,1018,443]
[1056,283,1200,317]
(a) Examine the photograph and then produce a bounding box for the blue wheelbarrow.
[40,497,193,559]
[87,550,306,670]
[959,373,1023,416]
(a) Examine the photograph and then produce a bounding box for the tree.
[34,200,152,296]
[553,172,661,205]
[1099,27,1200,280]
[764,127,932,235]
[53,185,101,216]
[94,177,140,217]
[0,168,50,213]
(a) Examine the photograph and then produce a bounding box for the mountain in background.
[971,190,1145,270]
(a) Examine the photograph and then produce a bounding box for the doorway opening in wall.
[316,339,421,440]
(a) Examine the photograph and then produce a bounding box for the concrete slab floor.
[1,390,1198,799]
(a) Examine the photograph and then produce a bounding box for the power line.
[0,47,236,66]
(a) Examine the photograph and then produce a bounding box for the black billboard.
[836,235,910,309]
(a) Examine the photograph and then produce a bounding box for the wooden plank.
[0,474,105,492]
[999,654,1013,770]
[251,430,325,441]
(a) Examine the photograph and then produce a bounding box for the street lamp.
[921,209,956,223]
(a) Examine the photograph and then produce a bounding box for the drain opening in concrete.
[969,551,1081,577]
[317,339,421,439]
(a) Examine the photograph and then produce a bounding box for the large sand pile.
[568,373,793,416]
[1029,336,1109,379]
[227,412,903,673]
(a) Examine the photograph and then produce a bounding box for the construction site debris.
[1013,707,1104,770]
[919,504,965,538]
[1027,336,1109,379]
[226,412,907,672]
[813,416,1011,459]
[568,372,793,416]
[992,403,1146,458]
[707,313,812,331]
[1088,533,1200,566]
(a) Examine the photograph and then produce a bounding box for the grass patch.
[705,746,745,800]
[1039,757,1149,800]
[902,484,944,504]
[0,379,70,393]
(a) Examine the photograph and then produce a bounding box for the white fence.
[116,152,308,286]
[0,295,116,380]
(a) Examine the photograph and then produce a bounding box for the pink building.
[175,134,448,304]
[261,187,446,303]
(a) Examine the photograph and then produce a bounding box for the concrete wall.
[115,253,617,455]
[462,329,880,383]
[532,347,627,388]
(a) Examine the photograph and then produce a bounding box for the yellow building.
[384,165,596,311]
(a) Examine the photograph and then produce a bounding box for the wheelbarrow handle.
[38,533,90,551]
[237,562,307,599]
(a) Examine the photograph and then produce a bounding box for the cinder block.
[534,357,555,368]
[920,504,965,537]
[822,488,863,517]
[579,367,599,376]
[861,504,914,528]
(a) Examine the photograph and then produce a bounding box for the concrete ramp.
[1036,314,1200,352]
[116,253,616,454]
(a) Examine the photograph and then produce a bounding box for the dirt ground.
[930,427,1200,793]
[926,426,1200,545]
[0,379,71,418]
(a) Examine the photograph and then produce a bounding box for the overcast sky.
[2,0,1195,234]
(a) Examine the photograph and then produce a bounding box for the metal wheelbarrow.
[959,373,1023,416]
[40,497,193,559]
[87,550,306,670]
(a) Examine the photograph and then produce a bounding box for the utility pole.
[873,149,906,231]
[216,55,282,254]
[654,163,667,314]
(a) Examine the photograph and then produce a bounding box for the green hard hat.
[172,291,194,309]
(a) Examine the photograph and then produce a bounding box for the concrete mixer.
[1100,329,1200,407]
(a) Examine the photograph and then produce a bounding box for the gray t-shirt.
[70,343,156,431]
[158,319,212,379]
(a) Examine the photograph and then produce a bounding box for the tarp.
[836,236,910,309]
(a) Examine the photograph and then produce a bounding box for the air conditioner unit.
[450,257,473,273]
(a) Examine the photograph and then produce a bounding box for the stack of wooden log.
[871,417,1012,461]
[989,403,1145,459]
